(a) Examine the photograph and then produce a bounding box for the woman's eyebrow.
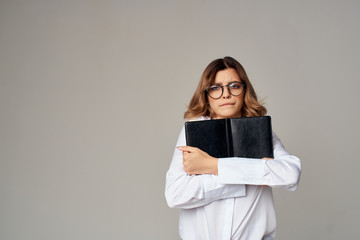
[213,80,241,85]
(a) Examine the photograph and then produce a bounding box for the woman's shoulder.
[186,116,211,122]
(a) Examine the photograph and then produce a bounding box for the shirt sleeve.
[218,132,302,191]
[165,126,246,209]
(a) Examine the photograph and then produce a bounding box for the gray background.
[1,0,359,239]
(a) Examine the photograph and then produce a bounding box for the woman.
[165,57,301,240]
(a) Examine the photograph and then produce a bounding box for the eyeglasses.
[205,82,246,99]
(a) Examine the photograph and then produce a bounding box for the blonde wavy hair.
[184,56,267,119]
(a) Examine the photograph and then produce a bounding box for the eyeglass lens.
[207,82,244,99]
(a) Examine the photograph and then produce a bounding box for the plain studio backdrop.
[1,0,359,239]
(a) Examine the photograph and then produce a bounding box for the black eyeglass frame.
[205,82,246,99]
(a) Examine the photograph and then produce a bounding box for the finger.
[177,146,197,152]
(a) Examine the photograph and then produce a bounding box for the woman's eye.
[210,86,221,91]
[230,83,241,89]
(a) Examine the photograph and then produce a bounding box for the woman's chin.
[214,111,240,119]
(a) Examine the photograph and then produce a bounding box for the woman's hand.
[177,146,218,175]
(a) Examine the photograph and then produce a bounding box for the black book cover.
[185,116,274,159]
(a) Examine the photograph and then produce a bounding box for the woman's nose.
[222,86,231,98]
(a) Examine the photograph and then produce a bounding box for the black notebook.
[185,116,274,159]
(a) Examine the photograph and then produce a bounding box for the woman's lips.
[220,102,235,107]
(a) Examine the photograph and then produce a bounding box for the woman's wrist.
[209,157,218,175]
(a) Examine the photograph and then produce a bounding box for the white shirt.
[165,117,301,240]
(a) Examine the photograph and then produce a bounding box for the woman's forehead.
[214,69,241,84]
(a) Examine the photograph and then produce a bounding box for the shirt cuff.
[200,174,247,199]
[218,157,270,185]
